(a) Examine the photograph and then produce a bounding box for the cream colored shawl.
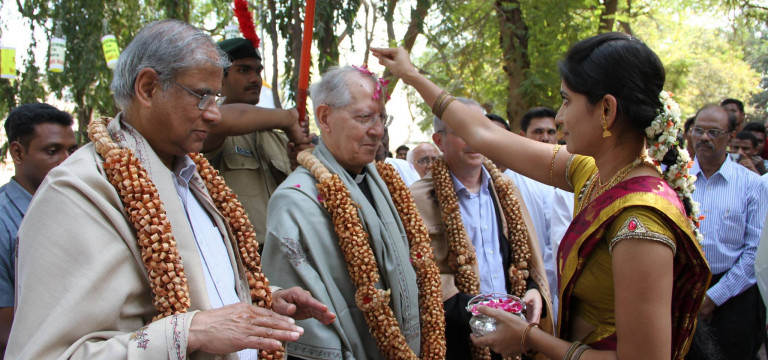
[8,116,250,359]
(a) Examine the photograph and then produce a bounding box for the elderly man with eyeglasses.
[408,142,440,178]
[7,20,335,359]
[261,66,439,360]
[689,104,768,360]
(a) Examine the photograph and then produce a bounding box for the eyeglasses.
[171,81,226,110]
[335,106,393,128]
[689,126,731,138]
[416,155,438,166]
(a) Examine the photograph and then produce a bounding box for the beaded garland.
[190,153,273,308]
[296,149,446,360]
[88,117,282,359]
[430,157,533,360]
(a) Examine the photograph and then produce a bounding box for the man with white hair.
[8,20,333,359]
[408,142,440,178]
[262,65,445,359]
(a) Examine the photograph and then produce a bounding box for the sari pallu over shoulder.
[557,176,710,360]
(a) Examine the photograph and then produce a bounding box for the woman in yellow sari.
[372,33,710,360]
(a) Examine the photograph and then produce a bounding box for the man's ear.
[134,67,160,108]
[316,104,332,134]
[9,141,25,166]
[432,132,445,152]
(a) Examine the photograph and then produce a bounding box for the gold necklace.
[577,154,659,212]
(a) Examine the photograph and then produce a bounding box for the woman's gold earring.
[602,113,611,138]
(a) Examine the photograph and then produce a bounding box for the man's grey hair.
[111,20,230,110]
[309,66,379,128]
[407,142,440,164]
[432,97,482,134]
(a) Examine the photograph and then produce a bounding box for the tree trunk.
[382,0,431,100]
[289,1,303,102]
[618,0,634,36]
[74,89,92,145]
[162,0,190,22]
[598,0,618,33]
[496,0,529,131]
[362,0,377,65]
[316,6,340,73]
[267,0,282,108]
[385,0,398,45]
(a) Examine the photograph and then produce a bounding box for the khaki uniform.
[205,130,291,244]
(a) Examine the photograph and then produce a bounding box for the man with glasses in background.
[262,66,433,359]
[689,104,768,360]
[408,142,440,178]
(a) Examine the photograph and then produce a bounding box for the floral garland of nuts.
[482,159,532,298]
[189,153,282,360]
[189,153,273,308]
[430,157,532,360]
[296,149,446,360]
[88,117,282,359]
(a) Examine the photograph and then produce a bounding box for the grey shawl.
[262,141,421,360]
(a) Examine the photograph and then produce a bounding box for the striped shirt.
[0,178,31,307]
[172,156,258,360]
[691,156,768,306]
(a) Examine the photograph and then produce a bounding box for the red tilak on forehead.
[353,64,391,101]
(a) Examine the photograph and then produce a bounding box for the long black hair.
[559,32,698,219]
[558,32,665,135]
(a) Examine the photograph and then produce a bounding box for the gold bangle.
[434,96,456,119]
[549,144,562,184]
[562,341,581,360]
[521,322,540,356]
[431,90,449,115]
[565,153,576,189]
[571,344,590,360]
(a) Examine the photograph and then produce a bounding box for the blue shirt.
[451,167,505,295]
[691,156,768,306]
[0,178,32,307]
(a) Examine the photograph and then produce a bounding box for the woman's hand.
[370,47,420,84]
[469,305,528,357]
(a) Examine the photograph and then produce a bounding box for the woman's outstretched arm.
[372,47,572,190]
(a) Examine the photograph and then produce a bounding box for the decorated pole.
[296,0,316,124]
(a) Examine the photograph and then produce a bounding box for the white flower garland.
[644,91,704,243]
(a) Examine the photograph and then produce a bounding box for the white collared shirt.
[171,156,258,360]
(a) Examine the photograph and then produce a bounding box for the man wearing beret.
[203,38,306,244]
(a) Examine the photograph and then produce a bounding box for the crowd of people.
[0,19,766,360]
